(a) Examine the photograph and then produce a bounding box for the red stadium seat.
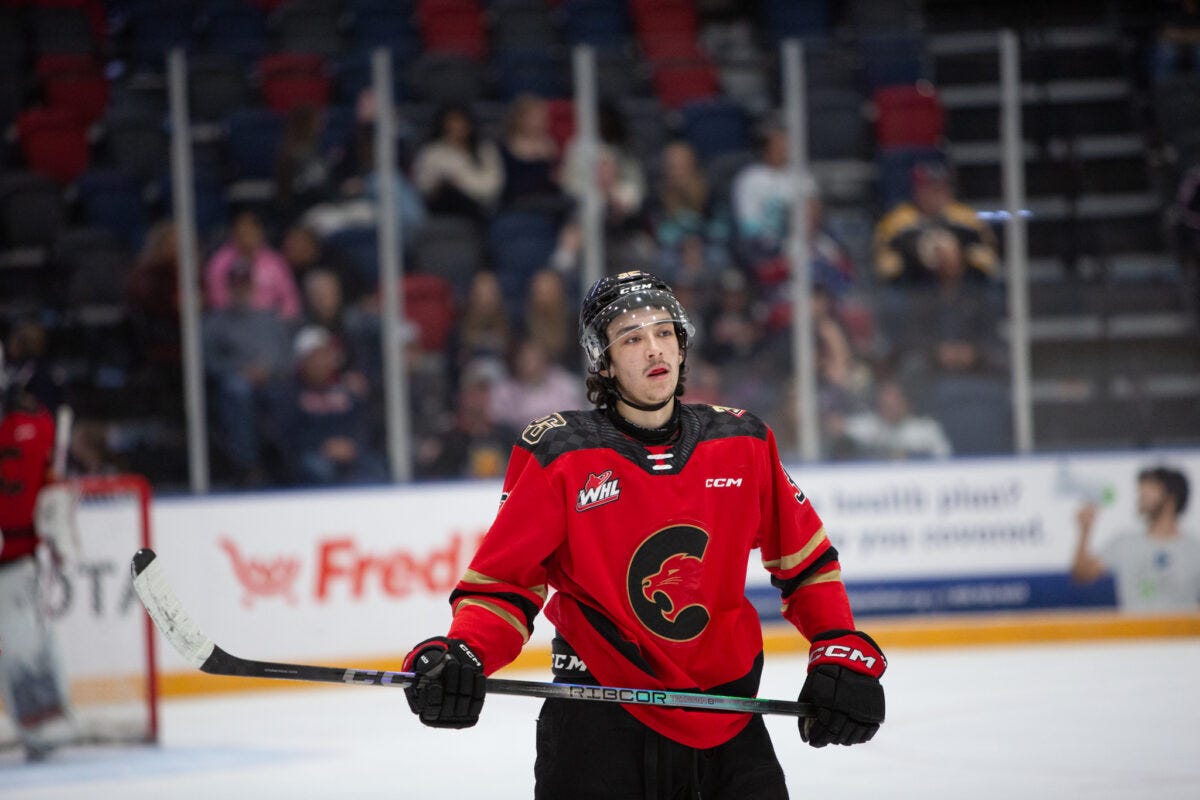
[873,83,945,149]
[16,106,90,183]
[545,98,575,152]
[259,53,332,113]
[35,52,109,123]
[403,272,456,352]
[651,60,721,111]
[417,0,487,60]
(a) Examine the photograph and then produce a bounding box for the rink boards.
[143,449,1200,697]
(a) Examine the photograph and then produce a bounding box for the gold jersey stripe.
[781,569,842,613]
[454,597,531,644]
[461,569,547,602]
[761,527,829,571]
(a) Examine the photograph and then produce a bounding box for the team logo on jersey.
[576,470,621,511]
[522,413,566,445]
[710,404,746,417]
[627,525,710,641]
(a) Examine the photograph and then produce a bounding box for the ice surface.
[2,638,1198,799]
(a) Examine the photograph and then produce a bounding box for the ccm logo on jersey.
[705,477,742,487]
[577,470,621,511]
[809,644,880,671]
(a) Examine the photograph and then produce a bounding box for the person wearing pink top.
[204,210,302,319]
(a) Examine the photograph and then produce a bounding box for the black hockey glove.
[402,636,486,729]
[799,629,886,747]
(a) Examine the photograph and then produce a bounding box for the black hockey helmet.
[579,270,695,373]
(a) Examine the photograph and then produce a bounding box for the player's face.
[603,308,683,409]
[1137,478,1170,519]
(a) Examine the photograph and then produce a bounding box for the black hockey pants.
[533,694,789,800]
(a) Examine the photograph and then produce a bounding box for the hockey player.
[0,347,79,760]
[403,271,886,798]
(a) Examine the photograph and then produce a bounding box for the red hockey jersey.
[446,403,855,749]
[0,406,55,563]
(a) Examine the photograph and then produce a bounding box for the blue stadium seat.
[759,0,829,44]
[323,225,380,285]
[124,7,196,65]
[681,98,750,161]
[559,0,628,51]
[348,7,422,56]
[335,50,409,106]
[200,5,268,64]
[487,209,559,319]
[224,107,285,181]
[858,33,927,92]
[492,49,569,100]
[75,169,150,251]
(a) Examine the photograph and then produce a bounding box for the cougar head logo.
[627,525,710,641]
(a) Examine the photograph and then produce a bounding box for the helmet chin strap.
[614,386,674,413]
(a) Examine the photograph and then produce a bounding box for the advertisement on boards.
[147,450,1200,673]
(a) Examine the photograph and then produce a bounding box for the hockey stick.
[131,548,813,718]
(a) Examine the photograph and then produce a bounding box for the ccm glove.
[402,637,486,729]
[799,629,886,747]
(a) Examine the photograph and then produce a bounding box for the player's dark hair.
[1138,466,1190,514]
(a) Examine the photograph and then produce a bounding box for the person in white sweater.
[412,104,504,221]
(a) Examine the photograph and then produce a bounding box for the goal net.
[0,474,158,749]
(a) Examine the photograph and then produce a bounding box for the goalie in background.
[1071,465,1200,611]
[0,344,81,760]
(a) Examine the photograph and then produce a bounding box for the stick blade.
[130,548,216,669]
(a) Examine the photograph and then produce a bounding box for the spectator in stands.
[202,259,294,487]
[412,104,504,223]
[127,219,186,368]
[650,139,716,250]
[813,287,874,416]
[700,268,767,367]
[731,121,796,263]
[873,161,998,286]
[523,269,575,369]
[2,320,63,413]
[279,222,368,304]
[276,325,387,486]
[68,418,122,476]
[838,377,953,461]
[497,94,564,212]
[299,268,372,394]
[414,357,519,480]
[1171,163,1200,317]
[204,210,302,320]
[1148,1,1200,82]
[274,105,341,229]
[453,270,512,372]
[879,220,1006,388]
[1072,465,1200,610]
[490,337,584,431]
[561,100,646,233]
